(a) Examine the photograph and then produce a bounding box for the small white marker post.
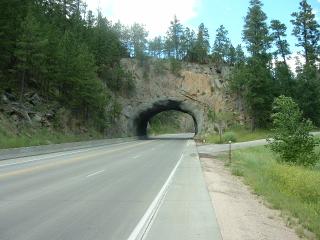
[229,141,232,164]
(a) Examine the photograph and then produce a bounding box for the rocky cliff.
[115,58,237,137]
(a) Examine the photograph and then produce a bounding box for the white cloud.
[85,0,201,38]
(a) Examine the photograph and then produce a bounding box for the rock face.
[116,59,233,137]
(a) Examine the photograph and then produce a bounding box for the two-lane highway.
[0,134,192,240]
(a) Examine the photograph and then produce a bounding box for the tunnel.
[129,98,203,138]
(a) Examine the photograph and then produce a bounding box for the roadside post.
[229,141,232,164]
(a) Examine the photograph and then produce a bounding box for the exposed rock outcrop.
[116,59,235,137]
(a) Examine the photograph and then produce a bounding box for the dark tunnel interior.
[133,100,198,138]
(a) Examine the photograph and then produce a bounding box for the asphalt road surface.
[0,134,194,240]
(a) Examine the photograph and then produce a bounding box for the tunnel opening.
[131,99,202,139]
[147,110,196,138]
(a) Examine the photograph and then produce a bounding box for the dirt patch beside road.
[200,157,300,240]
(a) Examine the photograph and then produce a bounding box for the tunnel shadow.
[131,99,200,138]
[147,133,196,140]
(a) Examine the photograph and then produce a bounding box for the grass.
[0,129,103,149]
[0,117,103,149]
[148,125,182,136]
[225,146,320,239]
[205,128,270,144]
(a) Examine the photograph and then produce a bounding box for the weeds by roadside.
[204,128,270,144]
[221,146,320,239]
[0,126,103,149]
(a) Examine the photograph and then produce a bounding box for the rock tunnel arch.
[128,98,204,137]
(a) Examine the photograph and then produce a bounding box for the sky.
[85,0,320,61]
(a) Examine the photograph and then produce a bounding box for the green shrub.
[169,58,182,76]
[223,131,237,142]
[267,163,320,203]
[229,146,320,238]
[268,96,318,166]
[153,59,166,75]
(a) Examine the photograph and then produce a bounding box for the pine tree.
[0,0,29,89]
[55,31,107,122]
[295,65,320,126]
[241,0,274,128]
[273,62,295,97]
[291,0,320,125]
[193,23,210,64]
[270,20,294,97]
[234,45,246,65]
[130,23,148,60]
[243,0,272,57]
[182,27,196,62]
[226,44,236,65]
[212,25,231,63]
[270,20,291,64]
[14,7,48,100]
[166,15,184,59]
[148,36,163,58]
[291,0,320,66]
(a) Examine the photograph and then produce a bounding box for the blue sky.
[187,0,320,51]
[86,0,320,53]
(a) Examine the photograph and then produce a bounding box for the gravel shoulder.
[200,156,300,240]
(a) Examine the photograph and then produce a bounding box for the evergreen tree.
[148,36,163,58]
[14,6,48,100]
[0,0,135,132]
[91,13,122,67]
[270,20,294,97]
[273,62,295,97]
[112,21,131,56]
[291,0,320,125]
[243,0,272,56]
[229,45,247,101]
[182,27,196,61]
[129,23,148,60]
[55,31,107,122]
[270,20,291,64]
[291,0,320,66]
[0,0,29,88]
[226,44,236,65]
[163,37,174,58]
[295,65,320,126]
[166,15,184,59]
[193,23,210,64]
[212,25,231,63]
[234,45,246,65]
[241,0,274,128]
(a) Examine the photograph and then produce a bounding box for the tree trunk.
[20,70,26,102]
[250,118,255,132]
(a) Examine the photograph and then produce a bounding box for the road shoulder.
[200,156,300,240]
[144,140,222,240]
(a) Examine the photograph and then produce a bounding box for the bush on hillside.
[223,131,237,143]
[268,96,318,166]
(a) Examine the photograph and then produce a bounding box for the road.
[197,139,268,155]
[197,131,320,156]
[0,134,193,240]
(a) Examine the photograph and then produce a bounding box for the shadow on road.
[146,133,195,140]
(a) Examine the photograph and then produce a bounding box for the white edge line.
[127,153,184,240]
[86,170,105,178]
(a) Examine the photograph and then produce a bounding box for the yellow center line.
[0,140,156,180]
